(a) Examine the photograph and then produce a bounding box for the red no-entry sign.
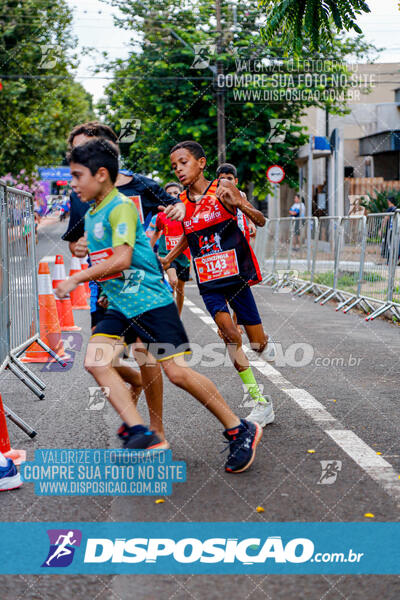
[266,165,285,184]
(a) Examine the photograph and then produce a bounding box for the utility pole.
[215,0,226,164]
[170,0,226,163]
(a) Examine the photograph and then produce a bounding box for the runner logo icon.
[42,529,82,567]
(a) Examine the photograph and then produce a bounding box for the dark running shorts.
[90,305,107,329]
[201,284,261,325]
[92,302,191,362]
[170,260,190,282]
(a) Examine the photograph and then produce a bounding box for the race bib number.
[165,235,181,250]
[129,195,144,224]
[194,249,239,283]
[89,247,123,282]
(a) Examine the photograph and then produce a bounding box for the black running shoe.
[123,429,169,450]
[223,419,262,473]
[117,422,129,441]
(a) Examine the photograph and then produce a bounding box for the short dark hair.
[68,121,118,148]
[67,138,119,184]
[170,140,206,160]
[216,163,237,178]
[165,181,183,193]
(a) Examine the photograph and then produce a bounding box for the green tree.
[99,0,376,200]
[260,0,371,51]
[0,0,94,176]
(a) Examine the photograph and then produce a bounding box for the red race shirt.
[181,179,261,293]
[155,212,191,259]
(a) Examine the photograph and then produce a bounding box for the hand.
[97,295,109,309]
[215,180,242,208]
[74,235,88,258]
[248,221,257,237]
[55,276,78,299]
[159,256,171,271]
[158,202,185,221]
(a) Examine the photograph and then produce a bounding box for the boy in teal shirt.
[56,139,262,472]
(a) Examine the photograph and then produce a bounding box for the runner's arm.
[216,180,265,227]
[56,244,133,298]
[69,236,88,257]
[236,197,265,227]
[160,234,189,270]
[150,229,162,248]
[57,202,137,297]
[240,192,257,234]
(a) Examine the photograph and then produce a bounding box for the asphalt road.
[0,219,399,599]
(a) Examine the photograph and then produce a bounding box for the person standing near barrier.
[289,193,306,250]
[163,141,274,429]
[380,197,397,262]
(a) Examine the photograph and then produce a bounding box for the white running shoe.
[246,400,275,427]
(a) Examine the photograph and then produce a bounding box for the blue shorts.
[201,284,261,325]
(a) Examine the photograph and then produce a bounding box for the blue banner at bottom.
[0,522,398,574]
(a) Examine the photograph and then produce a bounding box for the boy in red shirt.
[151,182,190,315]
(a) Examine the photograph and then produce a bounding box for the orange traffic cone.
[22,262,68,363]
[80,256,91,298]
[69,256,90,310]
[52,255,81,332]
[0,394,26,465]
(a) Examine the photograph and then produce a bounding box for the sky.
[68,0,400,103]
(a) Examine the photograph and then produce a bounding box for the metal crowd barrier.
[0,180,65,437]
[256,210,400,322]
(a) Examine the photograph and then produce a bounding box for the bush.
[361,189,400,213]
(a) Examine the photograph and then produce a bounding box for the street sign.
[266,165,285,184]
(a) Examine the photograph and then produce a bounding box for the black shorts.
[170,260,190,282]
[91,305,107,329]
[92,302,191,362]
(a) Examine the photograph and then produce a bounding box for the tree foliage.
[260,0,371,52]
[0,0,94,176]
[99,0,376,199]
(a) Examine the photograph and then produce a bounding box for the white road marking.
[185,297,400,503]
[200,315,215,325]
[282,388,338,424]
[327,430,400,501]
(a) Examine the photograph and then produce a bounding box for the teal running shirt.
[85,188,173,318]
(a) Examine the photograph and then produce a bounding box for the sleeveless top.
[180,179,261,294]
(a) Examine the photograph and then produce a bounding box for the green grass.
[312,271,384,291]
[313,271,353,290]
[361,272,385,283]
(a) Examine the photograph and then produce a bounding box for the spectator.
[289,193,305,250]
